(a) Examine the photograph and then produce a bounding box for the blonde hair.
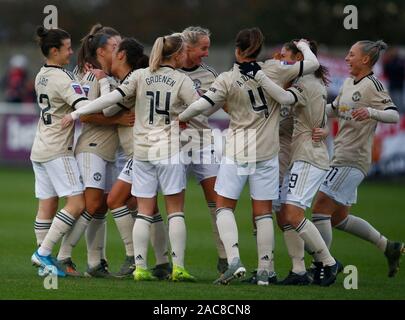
[149,33,185,72]
[357,40,388,67]
[182,26,210,46]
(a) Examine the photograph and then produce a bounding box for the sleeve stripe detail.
[117,102,129,109]
[201,63,218,77]
[72,65,79,76]
[86,73,96,82]
[286,89,298,104]
[72,97,88,108]
[116,87,126,97]
[298,61,304,77]
[367,75,384,92]
[63,69,75,80]
[201,94,215,106]
[384,106,398,111]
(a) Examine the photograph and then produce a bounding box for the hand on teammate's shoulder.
[239,61,261,79]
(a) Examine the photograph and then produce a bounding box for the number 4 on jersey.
[248,87,269,118]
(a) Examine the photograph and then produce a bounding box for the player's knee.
[275,212,286,230]
[312,192,332,213]
[331,210,348,227]
[106,194,116,210]
[65,196,85,216]
[126,197,138,211]
[85,201,103,215]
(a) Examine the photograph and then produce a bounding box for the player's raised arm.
[297,40,320,75]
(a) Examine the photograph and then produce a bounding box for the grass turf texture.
[0,167,404,300]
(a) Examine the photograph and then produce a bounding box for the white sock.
[335,214,388,252]
[283,225,306,274]
[112,206,135,257]
[151,213,169,265]
[102,220,107,260]
[86,212,107,268]
[216,208,240,264]
[133,214,152,269]
[312,213,332,249]
[34,218,52,246]
[208,202,227,259]
[253,227,275,273]
[255,214,274,273]
[168,212,186,268]
[57,211,92,261]
[38,209,75,256]
[296,218,335,266]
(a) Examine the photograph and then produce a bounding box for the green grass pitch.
[0,167,404,300]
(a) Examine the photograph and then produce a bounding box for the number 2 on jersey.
[147,91,171,124]
[248,87,269,118]
[39,94,52,125]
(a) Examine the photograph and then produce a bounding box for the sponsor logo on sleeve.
[71,83,83,95]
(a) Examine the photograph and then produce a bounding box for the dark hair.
[357,40,388,67]
[118,38,149,70]
[235,27,264,59]
[284,39,330,85]
[36,26,70,57]
[77,24,120,74]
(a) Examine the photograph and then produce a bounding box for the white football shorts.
[131,154,186,198]
[118,157,133,184]
[280,161,328,209]
[319,166,365,206]
[76,152,117,192]
[32,156,84,199]
[215,155,279,201]
[183,144,219,183]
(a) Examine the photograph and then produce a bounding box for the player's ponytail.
[77,24,120,74]
[235,27,264,59]
[118,37,149,70]
[36,26,70,57]
[357,40,388,67]
[149,33,185,72]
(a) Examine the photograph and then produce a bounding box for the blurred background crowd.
[0,0,404,176]
[1,0,405,107]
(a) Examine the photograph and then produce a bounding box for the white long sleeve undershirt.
[178,97,213,122]
[297,42,320,76]
[98,78,124,117]
[255,71,296,105]
[367,107,399,123]
[71,90,123,120]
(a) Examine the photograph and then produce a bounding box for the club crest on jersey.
[352,91,361,102]
[280,61,295,65]
[280,105,291,117]
[193,79,201,90]
[93,172,102,182]
[71,83,83,95]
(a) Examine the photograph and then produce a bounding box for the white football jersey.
[117,66,200,161]
[31,65,88,162]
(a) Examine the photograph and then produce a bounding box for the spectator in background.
[2,54,35,103]
[383,47,405,114]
